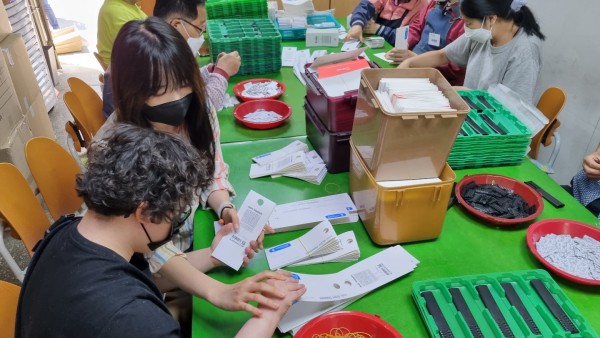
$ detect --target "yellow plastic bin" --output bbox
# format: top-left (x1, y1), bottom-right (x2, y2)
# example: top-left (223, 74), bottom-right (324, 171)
top-left (349, 140), bottom-right (456, 245)
top-left (351, 68), bottom-right (469, 181)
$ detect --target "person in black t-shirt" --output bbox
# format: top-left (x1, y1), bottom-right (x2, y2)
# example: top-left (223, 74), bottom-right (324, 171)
top-left (16, 124), bottom-right (306, 338)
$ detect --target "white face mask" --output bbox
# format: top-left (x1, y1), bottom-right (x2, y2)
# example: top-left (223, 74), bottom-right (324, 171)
top-left (464, 17), bottom-right (492, 44)
top-left (183, 24), bottom-right (205, 55)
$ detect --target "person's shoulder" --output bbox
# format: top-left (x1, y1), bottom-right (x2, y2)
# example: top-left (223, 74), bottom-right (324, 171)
top-left (515, 30), bottom-right (543, 58)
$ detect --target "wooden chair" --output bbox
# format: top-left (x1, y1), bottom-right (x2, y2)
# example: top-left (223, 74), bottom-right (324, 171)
top-left (26, 137), bottom-right (83, 221)
top-left (528, 87), bottom-right (566, 170)
top-left (66, 77), bottom-right (106, 135)
top-left (0, 163), bottom-right (51, 282)
top-left (0, 281), bottom-right (20, 338)
top-left (63, 92), bottom-right (96, 147)
top-left (65, 121), bottom-right (83, 153)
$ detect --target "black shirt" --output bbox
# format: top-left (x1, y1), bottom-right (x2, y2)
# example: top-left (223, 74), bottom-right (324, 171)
top-left (16, 217), bottom-right (181, 337)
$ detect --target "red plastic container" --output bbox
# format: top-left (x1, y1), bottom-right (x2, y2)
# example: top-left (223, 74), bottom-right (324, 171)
top-left (305, 98), bottom-right (351, 173)
top-left (527, 219), bottom-right (600, 286)
top-left (455, 174), bottom-right (543, 226)
top-left (302, 61), bottom-right (375, 133)
top-left (295, 311), bottom-right (403, 338)
top-left (233, 78), bottom-right (286, 101)
top-left (233, 99), bottom-right (292, 130)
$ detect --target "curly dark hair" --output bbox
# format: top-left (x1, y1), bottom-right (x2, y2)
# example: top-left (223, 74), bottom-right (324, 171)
top-left (76, 123), bottom-right (213, 223)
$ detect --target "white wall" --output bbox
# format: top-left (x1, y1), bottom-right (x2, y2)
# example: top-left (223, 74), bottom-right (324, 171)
top-left (528, 0), bottom-right (600, 184)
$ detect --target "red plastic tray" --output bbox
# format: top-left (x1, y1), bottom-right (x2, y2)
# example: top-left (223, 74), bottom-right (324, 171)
top-left (233, 99), bottom-right (291, 130)
top-left (295, 311), bottom-right (403, 338)
top-left (527, 219), bottom-right (600, 285)
top-left (455, 174), bottom-right (543, 226)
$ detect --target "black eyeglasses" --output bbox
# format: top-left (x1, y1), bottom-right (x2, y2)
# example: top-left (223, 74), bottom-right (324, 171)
top-left (141, 207), bottom-right (192, 251)
top-left (172, 207), bottom-right (192, 233)
top-left (180, 18), bottom-right (205, 35)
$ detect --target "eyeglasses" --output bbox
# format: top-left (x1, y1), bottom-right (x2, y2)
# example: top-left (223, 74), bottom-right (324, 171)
top-left (179, 18), bottom-right (205, 35)
top-left (172, 207), bottom-right (192, 233)
top-left (141, 207), bottom-right (192, 251)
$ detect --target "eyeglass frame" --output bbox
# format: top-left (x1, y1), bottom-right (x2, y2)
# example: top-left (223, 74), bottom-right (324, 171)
top-left (179, 18), bottom-right (206, 35)
top-left (140, 207), bottom-right (192, 251)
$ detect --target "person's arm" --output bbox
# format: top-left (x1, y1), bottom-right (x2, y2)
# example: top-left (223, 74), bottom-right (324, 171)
top-left (397, 49), bottom-right (449, 68)
top-left (158, 257), bottom-right (291, 317)
top-left (235, 278), bottom-right (306, 338)
top-left (346, 0), bottom-right (378, 41)
top-left (200, 52), bottom-right (242, 111)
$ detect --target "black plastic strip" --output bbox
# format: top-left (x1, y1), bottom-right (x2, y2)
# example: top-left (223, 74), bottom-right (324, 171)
top-left (530, 279), bottom-right (579, 334)
top-left (459, 128), bottom-right (467, 136)
top-left (461, 96), bottom-right (483, 112)
top-left (477, 95), bottom-right (495, 110)
top-left (449, 288), bottom-right (484, 338)
top-left (465, 116), bottom-right (488, 135)
top-left (524, 181), bottom-right (565, 208)
top-left (421, 291), bottom-right (455, 338)
top-left (481, 115), bottom-right (506, 135)
top-left (501, 282), bottom-right (541, 335)
top-left (476, 285), bottom-right (515, 338)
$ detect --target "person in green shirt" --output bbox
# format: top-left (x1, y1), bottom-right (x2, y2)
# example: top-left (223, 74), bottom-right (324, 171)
top-left (97, 0), bottom-right (147, 66)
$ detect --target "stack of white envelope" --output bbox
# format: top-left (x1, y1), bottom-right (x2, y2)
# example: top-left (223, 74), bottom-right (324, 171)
top-left (265, 220), bottom-right (355, 270)
top-left (249, 141), bottom-right (327, 185)
top-left (268, 193), bottom-right (358, 232)
top-left (278, 245), bottom-right (420, 334)
top-left (289, 231), bottom-right (360, 267)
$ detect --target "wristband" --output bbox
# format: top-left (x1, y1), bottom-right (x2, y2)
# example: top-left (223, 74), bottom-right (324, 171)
top-left (217, 202), bottom-right (234, 220)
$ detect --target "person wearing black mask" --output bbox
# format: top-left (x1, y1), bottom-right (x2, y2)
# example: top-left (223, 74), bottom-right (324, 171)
top-left (16, 124), bottom-right (305, 337)
top-left (94, 18), bottom-right (276, 330)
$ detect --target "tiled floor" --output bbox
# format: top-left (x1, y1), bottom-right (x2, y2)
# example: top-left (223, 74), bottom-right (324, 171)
top-left (0, 0), bottom-right (104, 285)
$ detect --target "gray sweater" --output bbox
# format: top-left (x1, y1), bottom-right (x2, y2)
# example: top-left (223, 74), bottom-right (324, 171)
top-left (444, 29), bottom-right (543, 103)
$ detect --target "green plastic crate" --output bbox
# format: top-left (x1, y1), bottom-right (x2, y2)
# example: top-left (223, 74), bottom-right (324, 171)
top-left (206, 0), bottom-right (267, 19)
top-left (206, 19), bottom-right (282, 75)
top-left (449, 90), bottom-right (532, 169)
top-left (412, 270), bottom-right (598, 338)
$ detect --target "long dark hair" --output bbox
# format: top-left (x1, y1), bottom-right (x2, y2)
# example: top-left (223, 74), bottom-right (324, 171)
top-left (460, 0), bottom-right (545, 40)
top-left (111, 17), bottom-right (215, 176)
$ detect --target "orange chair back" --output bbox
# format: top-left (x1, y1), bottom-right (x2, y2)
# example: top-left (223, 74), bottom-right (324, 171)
top-left (0, 163), bottom-right (50, 256)
top-left (63, 92), bottom-right (95, 146)
top-left (26, 137), bottom-right (83, 221)
top-left (529, 87), bottom-right (566, 159)
top-left (66, 77), bottom-right (106, 135)
top-left (0, 281), bottom-right (20, 338)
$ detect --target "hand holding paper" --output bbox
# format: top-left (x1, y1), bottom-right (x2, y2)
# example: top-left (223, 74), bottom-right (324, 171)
top-left (212, 191), bottom-right (276, 270)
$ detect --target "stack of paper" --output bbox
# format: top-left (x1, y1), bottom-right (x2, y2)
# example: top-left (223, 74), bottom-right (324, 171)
top-left (265, 220), bottom-right (342, 270)
top-left (268, 193), bottom-right (358, 232)
top-left (249, 151), bottom-right (306, 178)
top-left (376, 78), bottom-right (456, 113)
top-left (250, 141), bottom-right (327, 184)
top-left (272, 150), bottom-right (326, 184)
top-left (281, 0), bottom-right (314, 17)
top-left (289, 231), bottom-right (360, 267)
top-left (277, 16), bottom-right (307, 29)
top-left (211, 191), bottom-right (276, 271)
top-left (278, 245), bottom-right (420, 333)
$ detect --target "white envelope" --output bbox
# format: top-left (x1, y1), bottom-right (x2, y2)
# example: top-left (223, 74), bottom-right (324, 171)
top-left (211, 191), bottom-right (276, 271)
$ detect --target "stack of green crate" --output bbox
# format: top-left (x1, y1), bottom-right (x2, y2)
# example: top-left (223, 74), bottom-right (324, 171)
top-left (448, 90), bottom-right (532, 169)
top-left (206, 0), bottom-right (268, 19)
top-left (207, 19), bottom-right (282, 76)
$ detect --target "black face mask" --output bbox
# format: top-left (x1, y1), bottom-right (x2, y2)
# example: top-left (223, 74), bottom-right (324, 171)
top-left (142, 93), bottom-right (193, 127)
top-left (140, 208), bottom-right (191, 251)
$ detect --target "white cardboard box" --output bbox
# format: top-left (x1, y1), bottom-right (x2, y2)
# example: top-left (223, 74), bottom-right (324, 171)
top-left (306, 27), bottom-right (339, 47)
top-left (0, 119), bottom-right (36, 191)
